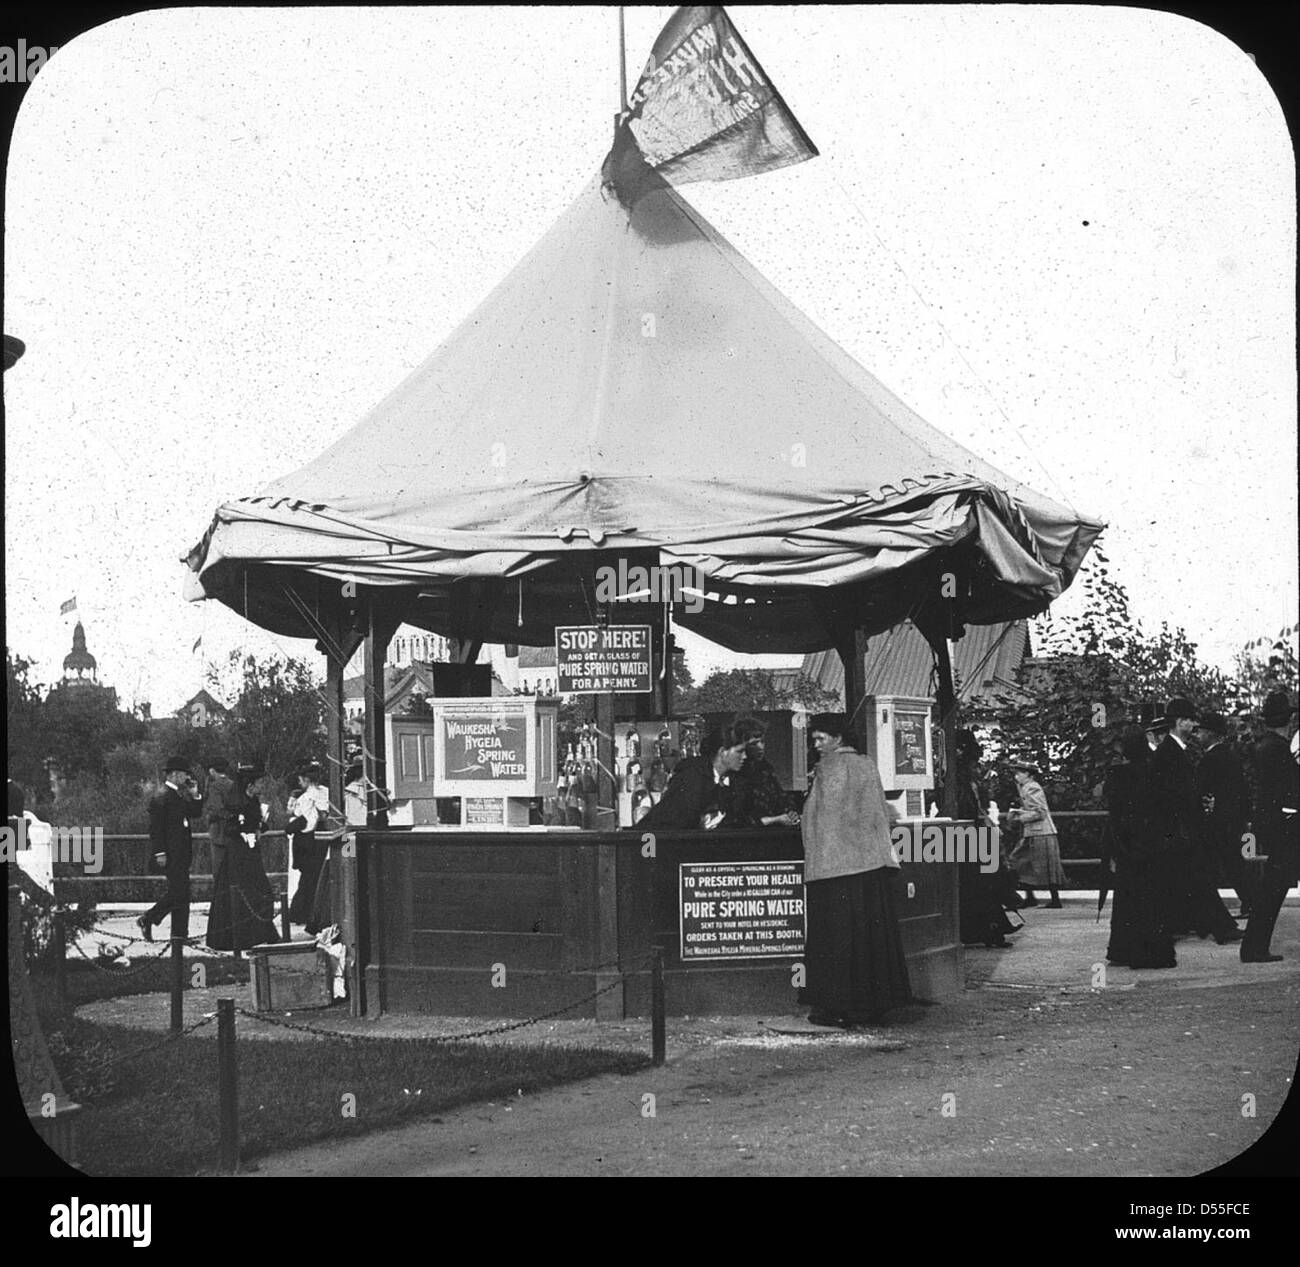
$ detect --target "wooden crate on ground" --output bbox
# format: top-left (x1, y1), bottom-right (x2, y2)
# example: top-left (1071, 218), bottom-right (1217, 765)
top-left (249, 941), bottom-right (331, 1011)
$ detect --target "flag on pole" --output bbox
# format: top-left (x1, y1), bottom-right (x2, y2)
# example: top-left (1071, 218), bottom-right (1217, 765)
top-left (603, 5), bottom-right (818, 208)
top-left (192, 635), bottom-right (203, 654)
top-left (59, 597), bottom-right (77, 616)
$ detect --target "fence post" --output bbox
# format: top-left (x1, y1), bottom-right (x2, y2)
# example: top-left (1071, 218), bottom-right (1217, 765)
top-left (53, 909), bottom-right (68, 1008)
top-left (170, 938), bottom-right (185, 1035)
top-left (651, 947), bottom-right (665, 1067)
top-left (217, 997), bottom-right (239, 1173)
top-left (280, 890), bottom-right (291, 942)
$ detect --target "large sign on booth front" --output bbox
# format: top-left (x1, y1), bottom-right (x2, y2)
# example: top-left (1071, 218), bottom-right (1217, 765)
top-left (431, 698), bottom-right (557, 800)
top-left (441, 711), bottom-right (526, 780)
top-left (679, 861), bottom-right (805, 960)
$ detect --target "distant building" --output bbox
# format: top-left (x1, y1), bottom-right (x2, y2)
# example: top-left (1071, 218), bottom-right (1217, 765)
top-left (47, 621), bottom-right (117, 707)
top-left (342, 662), bottom-right (509, 731)
top-left (178, 688), bottom-right (229, 729)
top-left (387, 630), bottom-right (451, 669)
top-left (59, 621), bottom-right (100, 690)
top-left (802, 620), bottom-right (1031, 708)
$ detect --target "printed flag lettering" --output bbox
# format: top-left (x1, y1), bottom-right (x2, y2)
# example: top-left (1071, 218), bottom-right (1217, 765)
top-left (603, 5), bottom-right (817, 207)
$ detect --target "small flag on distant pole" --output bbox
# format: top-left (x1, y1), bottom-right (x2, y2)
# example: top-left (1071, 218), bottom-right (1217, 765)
top-left (603, 4), bottom-right (818, 208)
top-left (59, 597), bottom-right (77, 616)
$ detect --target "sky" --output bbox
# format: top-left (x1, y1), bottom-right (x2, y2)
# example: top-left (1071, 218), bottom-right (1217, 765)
top-left (4, 5), bottom-right (1295, 714)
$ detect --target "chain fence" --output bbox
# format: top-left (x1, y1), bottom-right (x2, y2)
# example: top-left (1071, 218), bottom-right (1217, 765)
top-left (61, 1012), bottom-right (218, 1093)
top-left (234, 950), bottom-right (657, 1047)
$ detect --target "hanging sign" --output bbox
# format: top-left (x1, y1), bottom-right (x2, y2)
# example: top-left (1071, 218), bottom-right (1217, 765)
top-left (556, 625), bottom-right (652, 693)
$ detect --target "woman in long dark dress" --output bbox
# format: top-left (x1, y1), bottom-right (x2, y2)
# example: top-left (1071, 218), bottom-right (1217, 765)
top-left (287, 768), bottom-right (326, 927)
top-left (729, 718), bottom-right (800, 828)
top-left (1105, 728), bottom-right (1176, 968)
top-left (799, 713), bottom-right (912, 1027)
top-left (954, 732), bottom-right (1018, 948)
top-left (206, 766), bottom-right (280, 951)
top-left (307, 765), bottom-right (358, 935)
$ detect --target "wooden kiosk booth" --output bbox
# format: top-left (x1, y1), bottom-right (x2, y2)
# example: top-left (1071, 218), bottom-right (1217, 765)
top-left (184, 128), bottom-right (1101, 1020)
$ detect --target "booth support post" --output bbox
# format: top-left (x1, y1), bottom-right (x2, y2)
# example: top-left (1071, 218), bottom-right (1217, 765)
top-left (925, 627), bottom-right (960, 819)
top-left (324, 654), bottom-right (346, 828)
top-left (324, 648), bottom-right (346, 941)
top-left (357, 598), bottom-right (397, 1016)
top-left (835, 624), bottom-right (870, 733)
top-left (318, 603), bottom-right (364, 1006)
top-left (594, 591), bottom-right (622, 1019)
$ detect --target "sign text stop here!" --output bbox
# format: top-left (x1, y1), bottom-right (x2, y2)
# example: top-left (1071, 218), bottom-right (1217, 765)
top-left (555, 625), bottom-right (652, 693)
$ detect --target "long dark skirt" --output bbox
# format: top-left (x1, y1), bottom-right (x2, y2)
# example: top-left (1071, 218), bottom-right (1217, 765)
top-left (1165, 845), bottom-right (1237, 939)
top-left (288, 831), bottom-right (326, 925)
top-left (959, 860), bottom-right (1017, 945)
top-left (1107, 857), bottom-right (1176, 968)
top-left (207, 839), bottom-right (280, 951)
top-left (306, 847), bottom-right (333, 936)
top-left (800, 868), bottom-right (912, 1023)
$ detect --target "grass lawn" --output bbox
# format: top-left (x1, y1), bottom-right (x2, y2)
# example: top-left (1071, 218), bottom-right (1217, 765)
top-left (32, 964), bottom-right (650, 1177)
top-left (52, 952), bottom-right (251, 1007)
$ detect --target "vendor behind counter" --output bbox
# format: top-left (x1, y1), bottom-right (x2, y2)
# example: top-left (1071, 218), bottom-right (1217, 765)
top-left (634, 724), bottom-right (752, 831)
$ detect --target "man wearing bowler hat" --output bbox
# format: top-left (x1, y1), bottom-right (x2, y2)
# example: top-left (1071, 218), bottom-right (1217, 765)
top-left (1195, 712), bottom-right (1253, 918)
top-left (1240, 691), bottom-right (1299, 963)
top-left (138, 755), bottom-right (202, 942)
top-left (1148, 698), bottom-right (1241, 943)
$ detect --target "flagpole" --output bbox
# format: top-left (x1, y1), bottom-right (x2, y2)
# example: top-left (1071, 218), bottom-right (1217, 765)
top-left (618, 6), bottom-right (628, 110)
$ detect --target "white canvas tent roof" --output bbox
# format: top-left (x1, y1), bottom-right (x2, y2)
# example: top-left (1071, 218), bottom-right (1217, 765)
top-left (186, 173), bottom-right (1103, 651)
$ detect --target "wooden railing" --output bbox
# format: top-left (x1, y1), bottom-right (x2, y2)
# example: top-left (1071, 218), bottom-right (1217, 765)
top-left (49, 832), bottom-right (290, 903)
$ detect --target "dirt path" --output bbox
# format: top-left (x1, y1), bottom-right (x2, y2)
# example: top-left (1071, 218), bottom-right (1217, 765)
top-left (242, 906), bottom-right (1298, 1177)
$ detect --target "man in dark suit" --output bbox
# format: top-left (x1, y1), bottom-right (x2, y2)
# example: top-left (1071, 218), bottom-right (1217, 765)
top-left (1241, 692), bottom-right (1299, 963)
top-left (1196, 712), bottom-right (1253, 917)
top-left (636, 727), bottom-right (747, 830)
top-left (1148, 698), bottom-right (1241, 943)
top-left (138, 756), bottom-right (202, 942)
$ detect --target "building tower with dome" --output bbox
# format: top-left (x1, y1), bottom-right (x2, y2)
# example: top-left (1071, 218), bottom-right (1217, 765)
top-left (60, 621), bottom-right (101, 689)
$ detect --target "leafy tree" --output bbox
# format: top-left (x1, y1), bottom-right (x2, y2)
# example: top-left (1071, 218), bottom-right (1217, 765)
top-left (974, 548), bottom-right (1237, 808)
top-left (671, 653), bottom-right (696, 713)
top-left (7, 649), bottom-right (50, 792)
top-left (206, 651), bottom-right (325, 782)
top-left (690, 667), bottom-right (839, 715)
top-left (1229, 623), bottom-right (1298, 715)
top-left (40, 681), bottom-right (147, 782)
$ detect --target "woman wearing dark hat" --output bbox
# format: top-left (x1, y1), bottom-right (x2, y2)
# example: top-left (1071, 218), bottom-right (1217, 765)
top-left (799, 713), bottom-right (912, 1027)
top-left (286, 767), bottom-right (326, 927)
top-left (206, 765), bottom-right (280, 951)
top-left (729, 717), bottom-right (801, 829)
top-left (954, 731), bottom-right (1018, 947)
top-left (1104, 728), bottom-right (1176, 968)
top-left (1006, 761), bottom-right (1066, 907)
